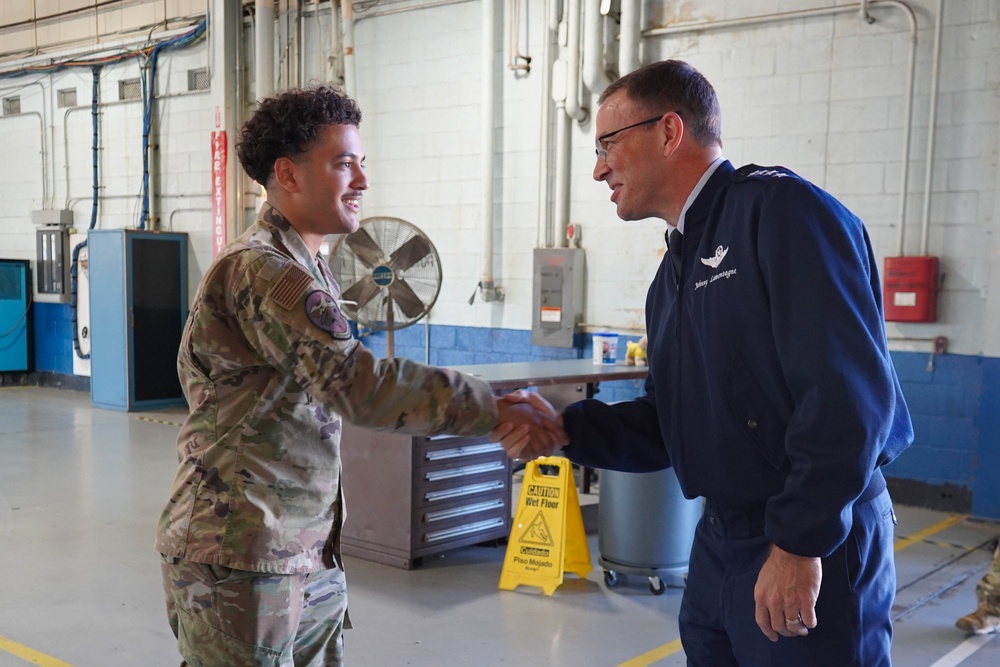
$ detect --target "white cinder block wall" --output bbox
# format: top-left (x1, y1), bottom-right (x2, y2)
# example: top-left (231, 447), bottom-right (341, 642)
top-left (349, 0), bottom-right (1000, 355)
top-left (1, 0), bottom-right (998, 355)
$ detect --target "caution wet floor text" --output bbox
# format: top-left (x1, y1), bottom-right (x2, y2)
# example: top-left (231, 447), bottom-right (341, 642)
top-left (498, 456), bottom-right (591, 595)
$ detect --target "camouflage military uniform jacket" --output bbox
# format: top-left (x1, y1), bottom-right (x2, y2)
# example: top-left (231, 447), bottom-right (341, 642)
top-left (155, 202), bottom-right (498, 574)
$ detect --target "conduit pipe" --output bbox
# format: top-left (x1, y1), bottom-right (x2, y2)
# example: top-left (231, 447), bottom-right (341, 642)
top-left (536, 0), bottom-right (559, 248)
top-left (3, 80), bottom-right (50, 207)
top-left (552, 0), bottom-right (587, 248)
top-left (920, 0), bottom-right (944, 257)
top-left (61, 92), bottom-right (208, 209)
top-left (563, 0), bottom-right (587, 124)
top-left (0, 23), bottom-right (202, 74)
top-left (339, 0), bottom-right (356, 95)
top-left (553, 96), bottom-right (571, 248)
top-left (618, 0), bottom-right (642, 75)
top-left (328, 1), bottom-right (342, 84)
top-left (643, 1), bottom-right (918, 258)
top-left (255, 0), bottom-right (275, 99)
top-left (0, 111), bottom-right (48, 207)
top-left (478, 0), bottom-right (502, 300)
top-left (582, 0), bottom-right (611, 96)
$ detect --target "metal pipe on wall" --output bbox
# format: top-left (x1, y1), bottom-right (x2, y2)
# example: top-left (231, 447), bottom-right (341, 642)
top-left (920, 0), bottom-right (945, 257)
top-left (553, 0), bottom-right (584, 249)
top-left (562, 0), bottom-right (587, 124)
top-left (255, 0), bottom-right (275, 99)
top-left (582, 0), bottom-right (611, 96)
top-left (893, 3), bottom-right (917, 256)
top-left (328, 0), bottom-right (343, 84)
top-left (0, 111), bottom-right (47, 207)
top-left (339, 0), bottom-right (355, 95)
top-left (553, 98), bottom-right (571, 248)
top-left (618, 0), bottom-right (641, 75)
top-left (644, 1), bottom-right (920, 256)
top-left (12, 81), bottom-right (50, 208)
top-left (536, 0), bottom-right (559, 249)
top-left (478, 0), bottom-right (502, 300)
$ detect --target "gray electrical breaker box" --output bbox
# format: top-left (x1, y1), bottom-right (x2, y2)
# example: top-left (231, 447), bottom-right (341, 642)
top-left (532, 248), bottom-right (585, 348)
top-left (32, 209), bottom-right (74, 304)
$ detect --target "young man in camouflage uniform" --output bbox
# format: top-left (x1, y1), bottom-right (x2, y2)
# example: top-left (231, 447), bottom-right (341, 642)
top-left (956, 541), bottom-right (1000, 635)
top-left (155, 85), bottom-right (560, 666)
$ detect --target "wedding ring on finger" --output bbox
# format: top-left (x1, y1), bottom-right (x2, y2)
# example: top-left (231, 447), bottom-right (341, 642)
top-left (785, 615), bottom-right (802, 625)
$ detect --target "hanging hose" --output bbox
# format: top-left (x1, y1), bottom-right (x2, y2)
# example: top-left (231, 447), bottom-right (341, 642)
top-left (139, 18), bottom-right (207, 229)
top-left (70, 65), bottom-right (102, 361)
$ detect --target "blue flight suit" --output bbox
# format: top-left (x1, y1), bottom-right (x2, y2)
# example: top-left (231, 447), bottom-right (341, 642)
top-left (562, 161), bottom-right (913, 666)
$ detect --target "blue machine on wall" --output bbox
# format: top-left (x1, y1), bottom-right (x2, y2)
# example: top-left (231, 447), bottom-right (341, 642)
top-left (0, 259), bottom-right (32, 372)
top-left (88, 230), bottom-right (188, 411)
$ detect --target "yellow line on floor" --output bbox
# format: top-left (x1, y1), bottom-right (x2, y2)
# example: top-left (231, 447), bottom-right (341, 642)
top-left (895, 514), bottom-right (968, 553)
top-left (0, 635), bottom-right (74, 667)
top-left (928, 633), bottom-right (996, 666)
top-left (615, 638), bottom-right (684, 667)
top-left (134, 415), bottom-right (184, 427)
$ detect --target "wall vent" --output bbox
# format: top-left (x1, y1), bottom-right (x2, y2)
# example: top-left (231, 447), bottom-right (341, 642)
top-left (118, 78), bottom-right (142, 101)
top-left (3, 96), bottom-right (21, 115)
top-left (187, 67), bottom-right (209, 91)
top-left (57, 88), bottom-right (78, 108)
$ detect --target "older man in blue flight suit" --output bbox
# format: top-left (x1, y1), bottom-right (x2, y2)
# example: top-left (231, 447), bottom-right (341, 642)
top-left (493, 60), bottom-right (913, 666)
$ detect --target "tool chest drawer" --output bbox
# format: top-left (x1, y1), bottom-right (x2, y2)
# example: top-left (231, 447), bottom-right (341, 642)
top-left (340, 422), bottom-right (511, 569)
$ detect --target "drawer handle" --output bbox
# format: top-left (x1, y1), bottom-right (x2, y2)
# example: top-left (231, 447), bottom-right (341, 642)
top-left (424, 480), bottom-right (505, 503)
top-left (425, 443), bottom-right (504, 461)
top-left (424, 499), bottom-right (504, 523)
top-left (424, 518), bottom-right (505, 543)
top-left (424, 461), bottom-right (505, 482)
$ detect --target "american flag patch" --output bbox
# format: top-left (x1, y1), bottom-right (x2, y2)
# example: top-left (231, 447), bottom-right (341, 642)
top-left (269, 264), bottom-right (313, 310)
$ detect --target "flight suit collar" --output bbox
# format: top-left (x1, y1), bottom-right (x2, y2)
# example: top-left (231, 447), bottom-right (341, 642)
top-left (683, 159), bottom-right (735, 236)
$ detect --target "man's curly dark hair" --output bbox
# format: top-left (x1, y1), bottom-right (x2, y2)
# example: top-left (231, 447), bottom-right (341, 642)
top-left (236, 84), bottom-right (363, 187)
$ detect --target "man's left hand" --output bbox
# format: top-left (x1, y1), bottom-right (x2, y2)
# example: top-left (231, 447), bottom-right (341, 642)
top-left (753, 543), bottom-right (821, 641)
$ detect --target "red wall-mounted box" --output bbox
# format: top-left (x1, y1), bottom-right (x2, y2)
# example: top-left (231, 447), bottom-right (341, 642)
top-left (883, 256), bottom-right (939, 322)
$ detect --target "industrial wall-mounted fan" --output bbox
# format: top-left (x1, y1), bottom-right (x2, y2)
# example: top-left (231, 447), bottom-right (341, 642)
top-left (329, 216), bottom-right (442, 357)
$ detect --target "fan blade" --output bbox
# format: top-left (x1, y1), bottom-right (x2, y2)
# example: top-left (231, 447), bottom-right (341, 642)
top-left (388, 278), bottom-right (427, 320)
top-left (388, 234), bottom-right (433, 272)
top-left (341, 275), bottom-right (382, 310)
top-left (345, 228), bottom-right (384, 268)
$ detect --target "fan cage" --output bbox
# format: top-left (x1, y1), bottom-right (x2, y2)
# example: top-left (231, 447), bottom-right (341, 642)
top-left (329, 217), bottom-right (442, 332)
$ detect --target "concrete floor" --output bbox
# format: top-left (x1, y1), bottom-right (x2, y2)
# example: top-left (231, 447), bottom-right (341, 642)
top-left (1, 385), bottom-right (998, 666)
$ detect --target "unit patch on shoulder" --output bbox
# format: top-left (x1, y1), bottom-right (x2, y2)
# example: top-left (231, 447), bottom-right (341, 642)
top-left (305, 290), bottom-right (351, 338)
top-left (269, 264), bottom-right (314, 310)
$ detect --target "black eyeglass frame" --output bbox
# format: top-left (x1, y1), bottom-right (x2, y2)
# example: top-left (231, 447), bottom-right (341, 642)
top-left (594, 111), bottom-right (679, 160)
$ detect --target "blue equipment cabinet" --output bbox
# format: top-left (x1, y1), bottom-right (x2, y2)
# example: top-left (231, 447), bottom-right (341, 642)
top-left (0, 259), bottom-right (32, 372)
top-left (88, 230), bottom-right (188, 411)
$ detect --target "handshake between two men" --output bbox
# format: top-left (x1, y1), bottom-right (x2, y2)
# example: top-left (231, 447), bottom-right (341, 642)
top-left (491, 390), bottom-right (567, 460)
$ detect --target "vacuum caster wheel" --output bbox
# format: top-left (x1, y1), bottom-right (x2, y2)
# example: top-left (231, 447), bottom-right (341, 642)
top-left (603, 570), bottom-right (620, 588)
top-left (649, 577), bottom-right (666, 595)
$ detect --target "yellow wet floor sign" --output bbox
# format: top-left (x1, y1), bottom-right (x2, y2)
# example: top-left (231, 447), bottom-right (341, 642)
top-left (499, 456), bottom-right (591, 595)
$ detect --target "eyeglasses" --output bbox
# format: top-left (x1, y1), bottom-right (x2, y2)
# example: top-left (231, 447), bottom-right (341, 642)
top-left (595, 112), bottom-right (676, 161)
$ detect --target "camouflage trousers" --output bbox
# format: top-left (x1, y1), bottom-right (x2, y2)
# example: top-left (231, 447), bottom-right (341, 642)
top-left (976, 541), bottom-right (1000, 606)
top-left (161, 555), bottom-right (350, 666)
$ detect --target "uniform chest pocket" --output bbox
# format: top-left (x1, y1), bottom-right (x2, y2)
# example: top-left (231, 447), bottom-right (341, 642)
top-left (724, 353), bottom-right (788, 470)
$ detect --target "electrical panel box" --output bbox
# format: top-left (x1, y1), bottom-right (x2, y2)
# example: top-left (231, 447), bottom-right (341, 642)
top-left (884, 256), bottom-right (939, 323)
top-left (32, 209), bottom-right (73, 304)
top-left (532, 248), bottom-right (585, 348)
top-left (0, 259), bottom-right (32, 372)
top-left (88, 229), bottom-right (188, 411)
